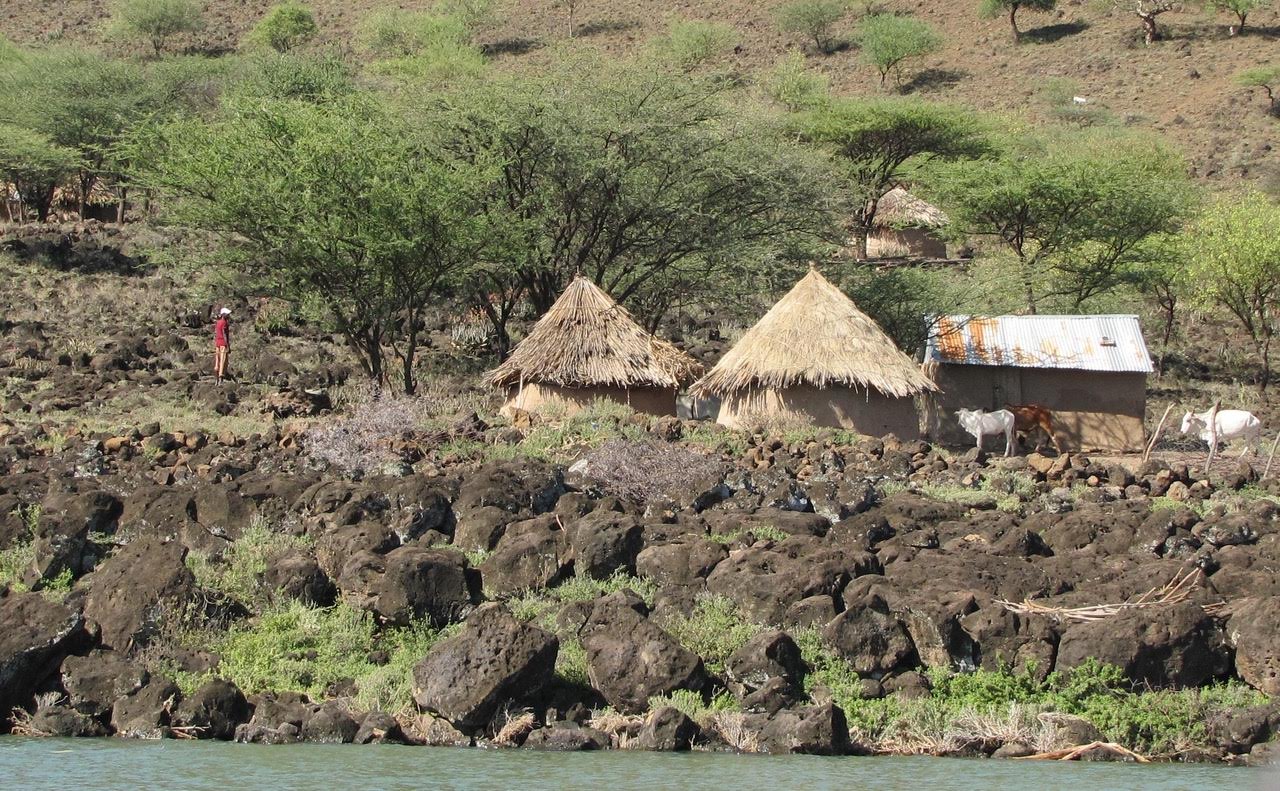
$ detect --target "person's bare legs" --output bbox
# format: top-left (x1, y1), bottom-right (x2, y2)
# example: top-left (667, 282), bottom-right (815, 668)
top-left (215, 347), bottom-right (227, 382)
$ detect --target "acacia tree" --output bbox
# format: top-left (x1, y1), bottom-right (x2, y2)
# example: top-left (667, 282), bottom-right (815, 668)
top-left (855, 14), bottom-right (942, 89)
top-left (107, 0), bottom-right (204, 57)
top-left (924, 130), bottom-right (1196, 313)
top-left (0, 125), bottom-right (80, 222)
top-left (1189, 192), bottom-right (1280, 390)
top-left (431, 60), bottom-right (836, 354)
top-left (978, 0), bottom-right (1056, 42)
top-left (776, 0), bottom-right (852, 54)
top-left (790, 98), bottom-right (987, 260)
top-left (1238, 66), bottom-right (1280, 116)
top-left (140, 96), bottom-right (492, 393)
top-left (0, 50), bottom-right (154, 220)
top-left (1114, 0), bottom-right (1182, 45)
top-left (1205, 0), bottom-right (1270, 35)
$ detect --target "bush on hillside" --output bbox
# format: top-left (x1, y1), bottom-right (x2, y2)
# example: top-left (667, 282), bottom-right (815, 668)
top-left (246, 2), bottom-right (319, 53)
top-left (775, 0), bottom-right (852, 54)
top-left (107, 0), bottom-right (204, 57)
top-left (855, 13), bottom-right (943, 89)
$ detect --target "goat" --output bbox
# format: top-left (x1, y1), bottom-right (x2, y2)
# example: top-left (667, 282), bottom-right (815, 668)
top-left (1181, 408), bottom-right (1262, 458)
top-left (1005, 403), bottom-right (1064, 454)
top-left (956, 408), bottom-right (1016, 457)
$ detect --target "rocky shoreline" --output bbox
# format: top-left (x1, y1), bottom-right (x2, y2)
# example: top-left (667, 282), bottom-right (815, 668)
top-left (1, 232), bottom-right (1279, 765)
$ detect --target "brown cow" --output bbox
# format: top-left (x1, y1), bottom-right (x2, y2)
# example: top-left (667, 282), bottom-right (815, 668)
top-left (1004, 403), bottom-right (1064, 454)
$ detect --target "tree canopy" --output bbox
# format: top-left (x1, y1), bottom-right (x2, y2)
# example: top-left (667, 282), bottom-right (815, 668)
top-left (246, 3), bottom-right (319, 53)
top-left (924, 129), bottom-right (1197, 313)
top-left (855, 13), bottom-right (943, 88)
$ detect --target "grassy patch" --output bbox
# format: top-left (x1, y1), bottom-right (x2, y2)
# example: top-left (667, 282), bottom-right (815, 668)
top-left (917, 471), bottom-right (1039, 514)
top-left (660, 595), bottom-right (767, 674)
top-left (791, 630), bottom-right (1269, 756)
top-left (707, 525), bottom-right (790, 545)
top-left (185, 518), bottom-right (312, 609)
top-left (69, 390), bottom-right (273, 439)
top-left (647, 688), bottom-right (741, 726)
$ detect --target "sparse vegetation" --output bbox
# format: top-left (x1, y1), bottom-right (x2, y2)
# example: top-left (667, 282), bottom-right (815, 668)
top-left (652, 20), bottom-right (736, 71)
top-left (1237, 65), bottom-right (1280, 116)
top-left (107, 0), bottom-right (204, 57)
top-left (246, 3), bottom-right (319, 53)
top-left (978, 0), bottom-right (1057, 42)
top-left (775, 0), bottom-right (852, 54)
top-left (186, 518), bottom-right (312, 609)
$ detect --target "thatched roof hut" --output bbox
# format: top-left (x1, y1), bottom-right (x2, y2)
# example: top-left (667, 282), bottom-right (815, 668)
top-left (868, 187), bottom-right (949, 259)
top-left (692, 267), bottom-right (934, 435)
top-left (486, 276), bottom-right (701, 417)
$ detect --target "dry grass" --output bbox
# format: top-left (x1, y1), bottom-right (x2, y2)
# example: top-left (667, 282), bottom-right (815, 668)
top-left (707, 711), bottom-right (762, 753)
top-left (875, 186), bottom-right (948, 230)
top-left (486, 276), bottom-right (700, 390)
top-left (492, 708), bottom-right (536, 746)
top-left (588, 709), bottom-right (643, 749)
top-left (692, 267), bottom-right (937, 398)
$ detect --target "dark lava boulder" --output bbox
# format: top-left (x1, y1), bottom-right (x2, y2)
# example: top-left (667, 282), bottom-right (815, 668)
top-left (822, 606), bottom-right (917, 677)
top-left (522, 721), bottom-right (610, 750)
top-left (705, 541), bottom-right (868, 625)
top-left (172, 678), bottom-right (250, 740)
top-left (301, 700), bottom-right (360, 743)
top-left (354, 711), bottom-right (408, 745)
top-left (1230, 597), bottom-right (1280, 695)
top-left (34, 487), bottom-right (122, 580)
top-left (28, 704), bottom-right (108, 737)
top-left (757, 702), bottom-right (855, 755)
top-left (0, 591), bottom-right (93, 726)
top-left (111, 676), bottom-right (182, 739)
top-left (566, 510), bottom-right (644, 579)
top-left (479, 516), bottom-right (570, 596)
top-left (370, 546), bottom-right (477, 627)
top-left (262, 552), bottom-right (336, 606)
top-left (581, 591), bottom-right (710, 714)
top-left (635, 706), bottom-right (700, 751)
top-left (724, 630), bottom-right (805, 697)
top-left (412, 603), bottom-right (558, 735)
top-left (82, 536), bottom-right (195, 652)
top-left (635, 538), bottom-right (726, 588)
top-left (1056, 601), bottom-right (1229, 688)
top-left (60, 650), bottom-right (149, 719)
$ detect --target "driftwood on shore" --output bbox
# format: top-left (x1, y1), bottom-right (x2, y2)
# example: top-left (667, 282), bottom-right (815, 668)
top-left (1018, 741), bottom-right (1151, 762)
top-left (995, 568), bottom-right (1222, 623)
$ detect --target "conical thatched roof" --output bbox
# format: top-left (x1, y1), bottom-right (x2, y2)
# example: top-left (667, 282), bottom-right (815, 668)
top-left (486, 277), bottom-right (702, 390)
top-left (692, 268), bottom-right (937, 398)
top-left (875, 187), bottom-right (948, 230)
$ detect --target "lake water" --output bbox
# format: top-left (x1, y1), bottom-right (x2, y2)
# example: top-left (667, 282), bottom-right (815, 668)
top-left (1, 737), bottom-right (1272, 791)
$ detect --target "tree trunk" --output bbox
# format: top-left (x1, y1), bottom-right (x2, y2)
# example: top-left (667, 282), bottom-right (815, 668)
top-left (851, 227), bottom-right (869, 261)
top-left (1010, 6), bottom-right (1021, 43)
top-left (1139, 12), bottom-right (1159, 45)
top-left (116, 186), bottom-right (127, 225)
top-left (1233, 11), bottom-right (1247, 36)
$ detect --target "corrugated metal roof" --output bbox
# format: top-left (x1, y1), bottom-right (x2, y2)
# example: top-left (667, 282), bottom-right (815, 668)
top-left (924, 315), bottom-right (1154, 373)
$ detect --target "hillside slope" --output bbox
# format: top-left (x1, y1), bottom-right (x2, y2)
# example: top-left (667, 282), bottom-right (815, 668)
top-left (3, 1), bottom-right (1279, 186)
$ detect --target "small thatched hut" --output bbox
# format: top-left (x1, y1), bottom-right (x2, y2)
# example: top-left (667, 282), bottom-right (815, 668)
top-left (486, 276), bottom-right (701, 417)
top-left (691, 268), bottom-right (936, 436)
top-left (867, 187), bottom-right (949, 259)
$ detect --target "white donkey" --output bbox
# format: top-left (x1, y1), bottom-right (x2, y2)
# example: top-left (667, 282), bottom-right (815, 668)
top-left (956, 408), bottom-right (1016, 457)
top-left (1181, 408), bottom-right (1262, 457)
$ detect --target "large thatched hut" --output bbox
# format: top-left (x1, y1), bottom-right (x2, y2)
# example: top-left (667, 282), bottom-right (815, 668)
top-left (691, 268), bottom-right (936, 435)
top-left (867, 187), bottom-right (949, 259)
top-left (486, 276), bottom-right (701, 417)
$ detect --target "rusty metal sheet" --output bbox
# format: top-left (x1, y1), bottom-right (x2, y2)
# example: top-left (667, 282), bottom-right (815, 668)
top-left (924, 315), bottom-right (1153, 373)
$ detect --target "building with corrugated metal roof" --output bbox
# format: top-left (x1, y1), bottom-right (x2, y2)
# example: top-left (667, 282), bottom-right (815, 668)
top-left (922, 315), bottom-right (1154, 452)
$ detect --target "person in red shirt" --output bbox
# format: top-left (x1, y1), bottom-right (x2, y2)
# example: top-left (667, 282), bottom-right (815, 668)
top-left (213, 307), bottom-right (231, 383)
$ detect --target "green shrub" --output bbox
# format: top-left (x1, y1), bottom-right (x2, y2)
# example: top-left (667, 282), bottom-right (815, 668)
top-left (354, 621), bottom-right (456, 715)
top-left (763, 52), bottom-right (831, 111)
top-left (246, 2), bottom-right (319, 53)
top-left (107, 0), bottom-right (204, 57)
top-left (0, 538), bottom-right (35, 591)
top-left (212, 601), bottom-right (378, 697)
top-left (653, 20), bottom-right (736, 71)
top-left (648, 688), bottom-right (740, 724)
top-left (775, 0), bottom-right (852, 54)
top-left (555, 637), bottom-right (590, 687)
top-left (357, 8), bottom-right (485, 83)
top-left (661, 595), bottom-right (766, 673)
top-left (185, 519), bottom-right (312, 609)
top-left (855, 13), bottom-right (942, 89)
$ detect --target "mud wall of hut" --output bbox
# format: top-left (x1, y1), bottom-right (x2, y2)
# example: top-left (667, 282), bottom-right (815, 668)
top-left (714, 384), bottom-right (921, 438)
top-left (502, 382), bottom-right (678, 417)
top-left (925, 366), bottom-right (1146, 452)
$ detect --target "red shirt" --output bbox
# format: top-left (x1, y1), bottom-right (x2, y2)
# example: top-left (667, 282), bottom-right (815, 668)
top-left (214, 317), bottom-right (229, 348)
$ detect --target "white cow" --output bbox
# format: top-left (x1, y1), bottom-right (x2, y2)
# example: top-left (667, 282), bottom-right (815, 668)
top-left (956, 408), bottom-right (1016, 457)
top-left (1180, 408), bottom-right (1263, 457)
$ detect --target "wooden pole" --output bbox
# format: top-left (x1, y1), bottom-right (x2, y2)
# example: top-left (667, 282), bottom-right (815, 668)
top-left (1203, 400), bottom-right (1220, 477)
top-left (1262, 432), bottom-right (1280, 482)
top-left (1143, 403), bottom-right (1174, 464)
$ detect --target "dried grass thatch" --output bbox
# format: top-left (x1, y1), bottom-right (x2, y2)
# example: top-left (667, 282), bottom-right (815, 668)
top-left (486, 277), bottom-right (701, 390)
top-left (875, 187), bottom-right (948, 230)
top-left (692, 268), bottom-right (937, 398)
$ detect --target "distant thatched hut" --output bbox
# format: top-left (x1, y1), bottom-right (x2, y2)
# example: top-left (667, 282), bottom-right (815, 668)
top-left (485, 276), bottom-right (702, 417)
top-left (867, 187), bottom-right (949, 259)
top-left (691, 268), bottom-right (936, 436)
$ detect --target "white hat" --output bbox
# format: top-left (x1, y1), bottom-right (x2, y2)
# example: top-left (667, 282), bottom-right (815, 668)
top-left (219, 307), bottom-right (231, 315)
